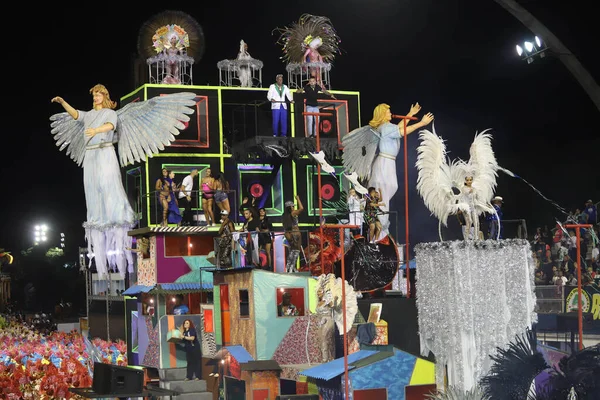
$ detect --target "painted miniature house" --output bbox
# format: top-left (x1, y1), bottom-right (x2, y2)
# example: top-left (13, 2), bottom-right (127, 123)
top-left (300, 348), bottom-right (436, 400)
top-left (212, 268), bottom-right (317, 359)
top-left (122, 229), bottom-right (216, 369)
top-left (240, 360), bottom-right (282, 400)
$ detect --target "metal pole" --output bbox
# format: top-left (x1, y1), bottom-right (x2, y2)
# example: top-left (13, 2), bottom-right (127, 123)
top-left (393, 114), bottom-right (417, 297)
top-left (565, 223), bottom-right (592, 350)
top-left (303, 111), bottom-right (333, 270)
top-left (323, 224), bottom-right (358, 400)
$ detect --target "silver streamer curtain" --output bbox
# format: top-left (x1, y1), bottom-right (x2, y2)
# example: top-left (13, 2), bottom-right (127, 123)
top-left (414, 239), bottom-right (537, 392)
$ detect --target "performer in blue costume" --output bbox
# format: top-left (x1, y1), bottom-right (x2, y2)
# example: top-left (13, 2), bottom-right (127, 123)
top-left (487, 196), bottom-right (504, 239)
top-left (51, 84), bottom-right (196, 278)
top-left (342, 103), bottom-right (434, 240)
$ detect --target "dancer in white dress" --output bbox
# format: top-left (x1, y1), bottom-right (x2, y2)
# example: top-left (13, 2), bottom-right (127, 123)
top-left (50, 84), bottom-right (196, 278)
top-left (237, 40), bottom-right (252, 87)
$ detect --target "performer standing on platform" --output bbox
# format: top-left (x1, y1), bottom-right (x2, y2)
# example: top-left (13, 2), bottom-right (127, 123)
top-left (179, 168), bottom-right (199, 226)
top-left (347, 187), bottom-right (365, 235)
top-left (283, 195), bottom-right (304, 272)
top-left (237, 39), bottom-right (253, 87)
top-left (50, 84), bottom-right (195, 278)
top-left (267, 74), bottom-right (294, 137)
top-left (181, 319), bottom-right (202, 381)
top-left (296, 76), bottom-right (336, 138)
top-left (342, 103), bottom-right (434, 240)
top-left (488, 196), bottom-right (504, 239)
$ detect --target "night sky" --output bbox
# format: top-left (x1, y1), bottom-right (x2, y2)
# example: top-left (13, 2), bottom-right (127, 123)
top-left (3, 1), bottom-right (599, 254)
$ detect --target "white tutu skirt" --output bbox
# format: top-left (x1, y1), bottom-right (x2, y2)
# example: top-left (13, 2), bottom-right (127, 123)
top-left (83, 146), bottom-right (135, 278)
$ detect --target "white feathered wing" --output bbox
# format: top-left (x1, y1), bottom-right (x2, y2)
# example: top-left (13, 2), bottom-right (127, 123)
top-left (466, 129), bottom-right (499, 215)
top-left (116, 92), bottom-right (197, 166)
top-left (49, 113), bottom-right (86, 166)
top-left (416, 127), bottom-right (467, 226)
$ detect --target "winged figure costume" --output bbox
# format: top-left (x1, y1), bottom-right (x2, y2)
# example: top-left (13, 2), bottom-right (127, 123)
top-left (341, 120), bottom-right (403, 240)
top-left (415, 127), bottom-right (501, 240)
top-left (50, 85), bottom-right (197, 278)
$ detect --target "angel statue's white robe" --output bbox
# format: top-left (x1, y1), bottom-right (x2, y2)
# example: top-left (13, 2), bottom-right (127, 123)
top-left (368, 122), bottom-right (402, 239)
top-left (78, 108), bottom-right (135, 279)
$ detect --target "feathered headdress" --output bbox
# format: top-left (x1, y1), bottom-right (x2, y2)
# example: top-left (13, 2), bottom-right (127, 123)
top-left (137, 10), bottom-right (205, 61)
top-left (273, 14), bottom-right (342, 64)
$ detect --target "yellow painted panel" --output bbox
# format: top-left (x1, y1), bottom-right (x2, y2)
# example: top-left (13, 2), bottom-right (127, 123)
top-left (409, 357), bottom-right (436, 385)
top-left (308, 380), bottom-right (319, 394)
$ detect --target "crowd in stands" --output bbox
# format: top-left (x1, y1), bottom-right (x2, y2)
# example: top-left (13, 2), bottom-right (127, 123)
top-left (532, 199), bottom-right (599, 287)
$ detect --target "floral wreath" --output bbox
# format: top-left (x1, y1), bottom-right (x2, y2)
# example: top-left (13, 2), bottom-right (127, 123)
top-left (152, 24), bottom-right (190, 53)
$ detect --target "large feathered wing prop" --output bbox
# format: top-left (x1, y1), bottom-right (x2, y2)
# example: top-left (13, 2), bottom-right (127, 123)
top-left (341, 125), bottom-right (380, 181)
top-left (49, 112), bottom-right (86, 166)
top-left (416, 128), bottom-right (464, 226)
top-left (115, 92), bottom-right (197, 166)
top-left (468, 129), bottom-right (499, 208)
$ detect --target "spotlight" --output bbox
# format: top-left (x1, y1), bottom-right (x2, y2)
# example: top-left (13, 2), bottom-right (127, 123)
top-left (516, 44), bottom-right (523, 56)
top-left (524, 41), bottom-right (534, 53)
top-left (535, 36), bottom-right (542, 47)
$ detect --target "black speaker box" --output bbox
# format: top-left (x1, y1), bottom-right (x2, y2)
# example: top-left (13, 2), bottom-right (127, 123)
top-left (276, 396), bottom-right (319, 400)
top-left (92, 362), bottom-right (144, 395)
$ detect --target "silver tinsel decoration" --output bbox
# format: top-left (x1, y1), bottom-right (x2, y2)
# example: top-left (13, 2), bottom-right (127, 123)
top-left (415, 239), bottom-right (537, 392)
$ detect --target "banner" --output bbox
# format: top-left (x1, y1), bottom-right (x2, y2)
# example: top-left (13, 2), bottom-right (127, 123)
top-left (563, 285), bottom-right (600, 321)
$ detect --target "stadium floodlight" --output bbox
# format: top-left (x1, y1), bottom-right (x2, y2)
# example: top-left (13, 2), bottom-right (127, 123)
top-left (516, 44), bottom-right (523, 56)
top-left (535, 36), bottom-right (542, 47)
top-left (524, 41), bottom-right (534, 53)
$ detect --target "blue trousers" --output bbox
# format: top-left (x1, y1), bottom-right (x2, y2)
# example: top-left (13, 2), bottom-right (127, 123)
top-left (272, 108), bottom-right (287, 136)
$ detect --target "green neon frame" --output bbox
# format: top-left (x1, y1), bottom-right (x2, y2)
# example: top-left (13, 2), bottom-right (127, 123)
top-left (305, 165), bottom-right (345, 217)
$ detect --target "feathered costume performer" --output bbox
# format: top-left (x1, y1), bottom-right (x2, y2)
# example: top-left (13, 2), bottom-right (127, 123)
top-left (415, 127), bottom-right (501, 241)
top-left (50, 84), bottom-right (196, 279)
top-left (274, 13), bottom-right (341, 85)
top-left (137, 10), bottom-right (205, 85)
top-left (316, 273), bottom-right (358, 335)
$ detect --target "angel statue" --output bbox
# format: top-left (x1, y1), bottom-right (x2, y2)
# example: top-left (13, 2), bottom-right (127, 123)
top-left (50, 84), bottom-right (196, 279)
top-left (342, 103), bottom-right (434, 242)
top-left (415, 127), bottom-right (501, 241)
top-left (274, 14), bottom-right (341, 87)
